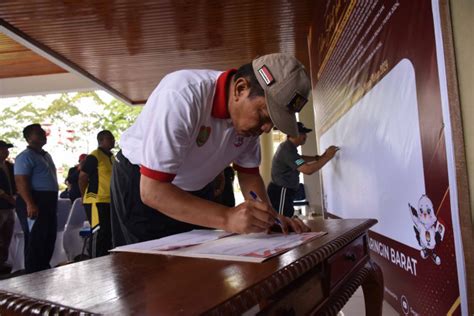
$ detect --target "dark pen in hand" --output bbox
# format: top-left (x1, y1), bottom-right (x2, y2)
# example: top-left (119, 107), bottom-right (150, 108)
top-left (249, 191), bottom-right (282, 226)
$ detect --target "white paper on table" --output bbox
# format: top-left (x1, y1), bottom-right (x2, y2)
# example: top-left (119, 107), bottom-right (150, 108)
top-left (111, 230), bottom-right (327, 263)
top-left (111, 230), bottom-right (234, 251)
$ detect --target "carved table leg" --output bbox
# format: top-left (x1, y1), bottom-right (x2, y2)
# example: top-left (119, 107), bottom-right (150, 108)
top-left (361, 260), bottom-right (384, 316)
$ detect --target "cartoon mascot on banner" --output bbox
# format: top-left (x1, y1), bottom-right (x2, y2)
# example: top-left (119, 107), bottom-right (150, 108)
top-left (409, 194), bottom-right (445, 265)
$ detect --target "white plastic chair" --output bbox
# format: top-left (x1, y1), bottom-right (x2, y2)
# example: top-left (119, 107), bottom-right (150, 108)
top-left (63, 198), bottom-right (87, 262)
top-left (49, 198), bottom-right (72, 267)
top-left (7, 210), bottom-right (24, 273)
top-left (56, 198), bottom-right (72, 232)
top-left (7, 200), bottom-right (71, 271)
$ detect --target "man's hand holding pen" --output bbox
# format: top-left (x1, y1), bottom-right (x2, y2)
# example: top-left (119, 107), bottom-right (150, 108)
top-left (250, 191), bottom-right (310, 234)
top-left (270, 215), bottom-right (311, 234)
top-left (324, 145), bottom-right (339, 159)
top-left (225, 198), bottom-right (277, 234)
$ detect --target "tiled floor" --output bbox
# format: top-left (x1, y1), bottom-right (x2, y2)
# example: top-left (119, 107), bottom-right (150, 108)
top-left (341, 287), bottom-right (399, 316)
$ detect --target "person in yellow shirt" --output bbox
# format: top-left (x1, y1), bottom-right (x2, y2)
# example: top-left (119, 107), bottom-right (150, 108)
top-left (79, 130), bottom-right (115, 257)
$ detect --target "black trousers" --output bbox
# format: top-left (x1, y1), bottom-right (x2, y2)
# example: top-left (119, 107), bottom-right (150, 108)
top-left (0, 208), bottom-right (14, 265)
top-left (267, 182), bottom-right (296, 218)
top-left (110, 150), bottom-right (213, 247)
top-left (83, 203), bottom-right (112, 258)
top-left (16, 191), bottom-right (57, 273)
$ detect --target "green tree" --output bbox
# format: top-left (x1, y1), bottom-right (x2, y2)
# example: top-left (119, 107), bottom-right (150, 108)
top-left (71, 91), bottom-right (142, 139)
top-left (0, 91), bottom-right (142, 151)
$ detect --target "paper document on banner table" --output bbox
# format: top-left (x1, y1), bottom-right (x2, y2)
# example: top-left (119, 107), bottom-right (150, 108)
top-left (112, 229), bottom-right (234, 251)
top-left (111, 230), bottom-right (327, 263)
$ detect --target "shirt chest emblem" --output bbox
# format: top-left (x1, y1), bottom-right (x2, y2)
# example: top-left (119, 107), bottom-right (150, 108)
top-left (196, 126), bottom-right (211, 147)
top-left (233, 135), bottom-right (244, 147)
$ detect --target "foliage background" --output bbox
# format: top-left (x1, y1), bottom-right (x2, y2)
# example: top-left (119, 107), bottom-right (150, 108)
top-left (0, 91), bottom-right (142, 186)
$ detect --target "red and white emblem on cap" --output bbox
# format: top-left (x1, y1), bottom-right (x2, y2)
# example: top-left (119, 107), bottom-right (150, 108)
top-left (258, 65), bottom-right (275, 86)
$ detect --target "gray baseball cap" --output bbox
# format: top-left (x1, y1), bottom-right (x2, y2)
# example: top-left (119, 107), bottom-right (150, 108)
top-left (252, 53), bottom-right (311, 136)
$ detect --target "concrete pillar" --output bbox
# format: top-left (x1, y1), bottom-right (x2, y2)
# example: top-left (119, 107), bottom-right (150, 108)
top-left (259, 132), bottom-right (273, 186)
top-left (450, 0), bottom-right (474, 225)
top-left (299, 95), bottom-right (324, 214)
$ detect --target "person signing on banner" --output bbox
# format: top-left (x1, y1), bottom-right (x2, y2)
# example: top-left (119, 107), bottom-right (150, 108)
top-left (111, 53), bottom-right (312, 247)
top-left (268, 122), bottom-right (339, 218)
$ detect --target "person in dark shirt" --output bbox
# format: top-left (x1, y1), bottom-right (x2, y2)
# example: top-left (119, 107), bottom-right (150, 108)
top-left (65, 153), bottom-right (87, 203)
top-left (213, 166), bottom-right (236, 207)
top-left (79, 131), bottom-right (115, 257)
top-left (268, 122), bottom-right (338, 218)
top-left (0, 140), bottom-right (16, 274)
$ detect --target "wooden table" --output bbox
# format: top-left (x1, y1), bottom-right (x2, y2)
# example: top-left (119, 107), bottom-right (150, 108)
top-left (0, 218), bottom-right (383, 315)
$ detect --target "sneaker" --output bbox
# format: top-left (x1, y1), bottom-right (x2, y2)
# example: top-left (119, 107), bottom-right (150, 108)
top-left (0, 263), bottom-right (12, 275)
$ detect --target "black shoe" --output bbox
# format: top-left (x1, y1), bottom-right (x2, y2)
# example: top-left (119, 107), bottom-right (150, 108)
top-left (0, 263), bottom-right (12, 275)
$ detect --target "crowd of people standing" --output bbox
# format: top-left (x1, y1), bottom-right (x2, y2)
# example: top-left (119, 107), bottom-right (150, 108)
top-left (0, 125), bottom-right (117, 274)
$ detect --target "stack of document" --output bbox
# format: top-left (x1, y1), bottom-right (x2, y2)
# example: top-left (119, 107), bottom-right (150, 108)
top-left (111, 230), bottom-right (326, 263)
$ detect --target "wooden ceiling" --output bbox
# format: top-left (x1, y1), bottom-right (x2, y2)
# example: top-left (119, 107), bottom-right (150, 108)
top-left (0, 32), bottom-right (66, 79)
top-left (0, 0), bottom-right (315, 104)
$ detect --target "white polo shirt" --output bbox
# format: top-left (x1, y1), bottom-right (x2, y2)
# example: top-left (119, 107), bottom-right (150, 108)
top-left (120, 69), bottom-right (261, 191)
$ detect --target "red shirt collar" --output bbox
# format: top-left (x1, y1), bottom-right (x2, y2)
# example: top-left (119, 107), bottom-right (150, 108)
top-left (211, 69), bottom-right (236, 119)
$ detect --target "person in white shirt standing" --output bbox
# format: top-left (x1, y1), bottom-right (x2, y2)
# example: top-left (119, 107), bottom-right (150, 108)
top-left (111, 53), bottom-right (312, 246)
